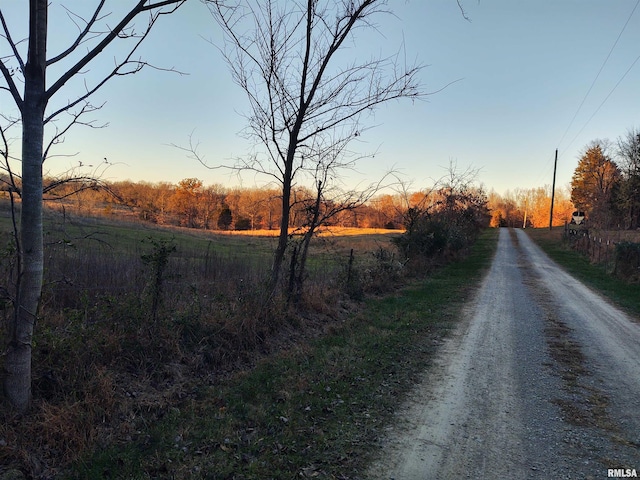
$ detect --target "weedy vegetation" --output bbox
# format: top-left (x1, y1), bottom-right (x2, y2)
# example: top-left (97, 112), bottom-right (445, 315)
top-left (0, 199), bottom-right (496, 478)
top-left (69, 228), bottom-right (498, 480)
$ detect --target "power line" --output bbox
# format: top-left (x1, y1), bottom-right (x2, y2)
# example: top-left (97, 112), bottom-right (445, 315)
top-left (560, 51), bottom-right (640, 159)
top-left (556, 0), bottom-right (640, 151)
top-left (532, 151), bottom-right (558, 189)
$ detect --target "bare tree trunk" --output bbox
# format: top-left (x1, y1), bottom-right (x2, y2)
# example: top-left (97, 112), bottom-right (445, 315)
top-left (272, 199), bottom-right (289, 285)
top-left (293, 181), bottom-right (322, 301)
top-left (4, 0), bottom-right (47, 412)
top-left (271, 138), bottom-right (297, 285)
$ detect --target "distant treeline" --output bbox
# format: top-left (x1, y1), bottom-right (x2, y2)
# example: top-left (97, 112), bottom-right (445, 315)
top-left (486, 186), bottom-right (575, 229)
top-left (0, 175), bottom-right (583, 231)
top-left (7, 177), bottom-right (414, 230)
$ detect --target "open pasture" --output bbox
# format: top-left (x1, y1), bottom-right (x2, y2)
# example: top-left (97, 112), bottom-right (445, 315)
top-left (0, 205), bottom-right (403, 313)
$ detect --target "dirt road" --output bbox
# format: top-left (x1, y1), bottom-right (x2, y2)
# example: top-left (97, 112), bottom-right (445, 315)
top-left (368, 228), bottom-right (640, 479)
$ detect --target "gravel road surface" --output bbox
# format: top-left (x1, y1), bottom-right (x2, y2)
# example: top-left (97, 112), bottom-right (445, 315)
top-left (368, 228), bottom-right (640, 479)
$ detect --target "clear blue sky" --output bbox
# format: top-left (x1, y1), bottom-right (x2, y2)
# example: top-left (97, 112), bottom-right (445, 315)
top-left (2, 1), bottom-right (640, 195)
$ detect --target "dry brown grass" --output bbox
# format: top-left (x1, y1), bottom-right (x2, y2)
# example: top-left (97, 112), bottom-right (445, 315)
top-left (214, 226), bottom-right (404, 237)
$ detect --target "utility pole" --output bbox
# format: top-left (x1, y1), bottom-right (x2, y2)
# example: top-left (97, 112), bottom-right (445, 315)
top-left (549, 148), bottom-right (558, 230)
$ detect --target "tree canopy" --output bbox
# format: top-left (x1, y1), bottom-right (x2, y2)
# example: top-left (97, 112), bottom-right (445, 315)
top-left (571, 142), bottom-right (621, 227)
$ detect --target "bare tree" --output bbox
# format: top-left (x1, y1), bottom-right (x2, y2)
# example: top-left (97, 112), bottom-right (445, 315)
top-left (616, 128), bottom-right (640, 229)
top-left (205, 0), bottom-right (423, 286)
top-left (0, 0), bottom-right (186, 412)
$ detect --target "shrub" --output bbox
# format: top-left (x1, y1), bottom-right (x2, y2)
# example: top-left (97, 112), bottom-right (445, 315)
top-left (393, 218), bottom-right (448, 260)
top-left (140, 237), bottom-right (177, 322)
top-left (342, 246), bottom-right (404, 298)
top-left (614, 242), bottom-right (640, 282)
top-left (392, 181), bottom-right (489, 272)
top-left (235, 217), bottom-right (251, 230)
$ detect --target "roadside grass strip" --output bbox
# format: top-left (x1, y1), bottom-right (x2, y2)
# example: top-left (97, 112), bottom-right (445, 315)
top-left (71, 229), bottom-right (499, 480)
top-left (526, 228), bottom-right (640, 319)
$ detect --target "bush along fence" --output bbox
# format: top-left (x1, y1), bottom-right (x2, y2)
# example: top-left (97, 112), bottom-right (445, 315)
top-left (564, 224), bottom-right (640, 282)
top-left (613, 242), bottom-right (640, 282)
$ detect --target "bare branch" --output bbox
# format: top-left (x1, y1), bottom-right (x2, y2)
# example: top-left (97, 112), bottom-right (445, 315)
top-left (44, 20), bottom-right (186, 125)
top-left (43, 175), bottom-right (105, 199)
top-left (40, 160), bottom-right (122, 202)
top-left (43, 102), bottom-right (107, 162)
top-left (47, 1), bottom-right (108, 66)
top-left (170, 132), bottom-right (284, 185)
top-left (0, 60), bottom-right (24, 111)
top-left (141, 0), bottom-right (188, 12)
top-left (457, 0), bottom-right (471, 22)
top-left (0, 9), bottom-right (26, 73)
top-left (0, 116), bottom-right (21, 194)
top-left (45, 0), bottom-right (186, 101)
